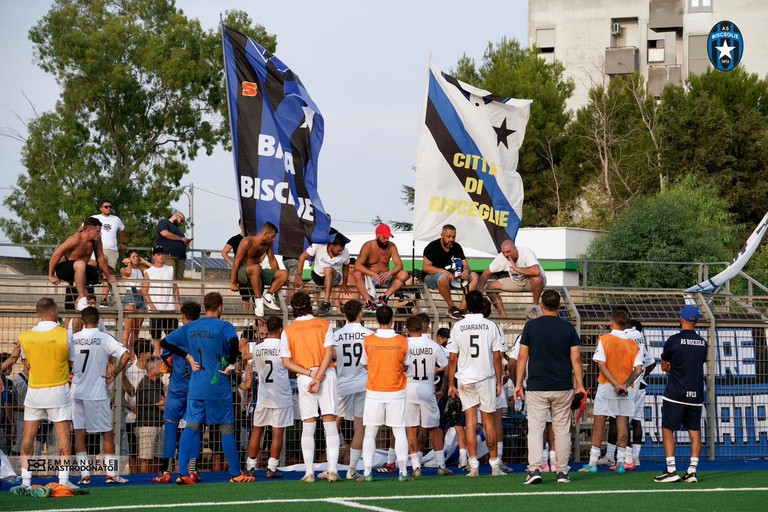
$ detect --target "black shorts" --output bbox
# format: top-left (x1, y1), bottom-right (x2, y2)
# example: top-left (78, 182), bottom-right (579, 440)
top-left (64, 285), bottom-right (94, 311)
top-left (238, 283), bottom-right (254, 302)
top-left (150, 318), bottom-right (179, 340)
top-left (55, 261), bottom-right (101, 285)
top-left (661, 399), bottom-right (703, 431)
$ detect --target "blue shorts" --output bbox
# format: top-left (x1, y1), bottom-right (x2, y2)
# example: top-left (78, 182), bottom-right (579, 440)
top-left (124, 289), bottom-right (146, 310)
top-left (163, 391), bottom-right (188, 423)
top-left (424, 272), bottom-right (447, 290)
top-left (661, 399), bottom-right (703, 431)
top-left (184, 398), bottom-right (234, 426)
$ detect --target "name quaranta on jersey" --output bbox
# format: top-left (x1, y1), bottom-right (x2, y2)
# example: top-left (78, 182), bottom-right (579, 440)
top-left (239, 134), bottom-right (315, 221)
top-left (458, 323), bottom-right (490, 332)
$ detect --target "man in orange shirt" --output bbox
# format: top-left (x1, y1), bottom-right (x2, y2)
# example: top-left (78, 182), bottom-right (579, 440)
top-left (280, 291), bottom-right (340, 482)
top-left (582, 308), bottom-right (642, 474)
top-left (357, 306), bottom-right (412, 482)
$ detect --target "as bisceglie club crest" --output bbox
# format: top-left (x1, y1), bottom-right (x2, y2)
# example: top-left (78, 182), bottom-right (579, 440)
top-left (707, 20), bottom-right (744, 72)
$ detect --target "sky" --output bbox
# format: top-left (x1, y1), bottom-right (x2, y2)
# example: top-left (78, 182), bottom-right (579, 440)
top-left (0, 0), bottom-right (528, 256)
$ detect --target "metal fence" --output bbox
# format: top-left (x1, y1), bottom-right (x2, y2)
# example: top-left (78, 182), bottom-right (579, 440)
top-left (2, 270), bottom-right (767, 477)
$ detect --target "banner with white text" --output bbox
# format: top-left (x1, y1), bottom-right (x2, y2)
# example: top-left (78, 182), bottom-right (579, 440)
top-left (413, 63), bottom-right (531, 253)
top-left (222, 24), bottom-right (330, 258)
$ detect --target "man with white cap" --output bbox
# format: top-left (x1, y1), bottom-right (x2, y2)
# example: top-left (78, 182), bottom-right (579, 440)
top-left (654, 304), bottom-right (707, 484)
top-left (353, 224), bottom-right (410, 313)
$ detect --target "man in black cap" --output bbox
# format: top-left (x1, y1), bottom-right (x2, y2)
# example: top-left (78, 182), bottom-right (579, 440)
top-left (654, 305), bottom-right (707, 484)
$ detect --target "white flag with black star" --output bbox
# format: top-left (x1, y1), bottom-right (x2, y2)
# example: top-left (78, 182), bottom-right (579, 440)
top-left (414, 63), bottom-right (531, 253)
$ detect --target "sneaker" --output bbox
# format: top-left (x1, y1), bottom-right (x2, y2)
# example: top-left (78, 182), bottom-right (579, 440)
top-left (317, 470), bottom-right (329, 480)
top-left (635, 459), bottom-right (641, 467)
top-left (77, 476), bottom-right (91, 485)
top-left (523, 470), bottom-right (542, 485)
top-left (398, 474), bottom-right (414, 482)
top-left (105, 475), bottom-right (129, 484)
top-left (243, 469), bottom-right (256, 478)
top-left (266, 469), bottom-right (283, 479)
top-left (654, 470), bottom-right (681, 483)
top-left (376, 463), bottom-right (397, 474)
top-left (61, 480), bottom-right (80, 490)
top-left (437, 466), bottom-right (453, 476)
top-left (300, 474), bottom-right (315, 482)
top-left (230, 472), bottom-right (256, 483)
top-left (346, 470), bottom-right (362, 480)
top-left (623, 461), bottom-right (636, 472)
top-left (363, 301), bottom-right (377, 314)
top-left (176, 475), bottom-right (196, 485)
top-left (327, 472), bottom-right (340, 483)
top-left (596, 457), bottom-right (615, 466)
top-left (189, 471), bottom-right (201, 483)
top-left (412, 467), bottom-right (422, 479)
top-left (376, 297), bottom-right (388, 307)
top-left (491, 465), bottom-right (506, 476)
top-left (254, 297), bottom-right (264, 317)
top-left (458, 459), bottom-right (469, 472)
top-left (682, 471), bottom-right (698, 483)
top-left (76, 296), bottom-right (89, 311)
top-left (356, 473), bottom-right (373, 482)
top-left (152, 472), bottom-right (172, 484)
top-left (263, 292), bottom-right (280, 311)
top-left (317, 301), bottom-right (331, 316)
top-left (540, 462), bottom-right (551, 473)
top-left (556, 472), bottom-right (571, 484)
top-left (466, 467), bottom-right (479, 477)
top-left (448, 306), bottom-right (464, 320)
top-left (616, 465), bottom-right (626, 475)
top-left (578, 464), bottom-right (598, 474)
top-left (498, 463), bottom-right (512, 474)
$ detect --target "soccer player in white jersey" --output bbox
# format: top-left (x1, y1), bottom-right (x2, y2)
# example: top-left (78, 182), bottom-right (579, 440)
top-left (244, 316), bottom-right (292, 479)
top-left (405, 316), bottom-right (451, 477)
top-left (333, 300), bottom-right (373, 479)
top-left (72, 307), bottom-right (130, 484)
top-left (446, 291), bottom-right (504, 477)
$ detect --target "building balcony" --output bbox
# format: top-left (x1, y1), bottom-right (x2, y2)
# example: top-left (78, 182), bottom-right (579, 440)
top-left (648, 64), bottom-right (682, 96)
top-left (605, 47), bottom-right (639, 75)
top-left (649, 0), bottom-right (683, 31)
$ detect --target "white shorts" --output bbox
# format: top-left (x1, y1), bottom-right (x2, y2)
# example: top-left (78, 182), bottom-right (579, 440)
top-left (296, 370), bottom-right (338, 420)
top-left (73, 399), bottom-right (113, 433)
top-left (103, 248), bottom-right (119, 269)
top-left (458, 376), bottom-right (497, 414)
top-left (24, 405), bottom-right (72, 423)
top-left (253, 405), bottom-right (294, 428)
top-left (364, 397), bottom-right (406, 427)
top-left (406, 398), bottom-right (440, 428)
top-left (594, 383), bottom-right (634, 418)
top-left (629, 385), bottom-right (646, 422)
top-left (338, 391), bottom-right (366, 420)
top-left (137, 426), bottom-right (163, 460)
top-left (495, 382), bottom-right (507, 411)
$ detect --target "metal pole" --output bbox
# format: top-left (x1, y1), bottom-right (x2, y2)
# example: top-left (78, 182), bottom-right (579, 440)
top-left (697, 293), bottom-right (717, 461)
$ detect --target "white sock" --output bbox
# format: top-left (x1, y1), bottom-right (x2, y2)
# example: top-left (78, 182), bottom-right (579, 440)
top-left (687, 457), bottom-right (699, 475)
top-left (435, 449), bottom-right (446, 468)
top-left (666, 456), bottom-right (676, 473)
top-left (459, 448), bottom-right (468, 464)
top-left (22, 468), bottom-right (32, 487)
top-left (606, 442), bottom-right (617, 460)
top-left (549, 450), bottom-right (556, 466)
top-left (632, 444), bottom-right (642, 461)
top-left (246, 457), bottom-right (258, 470)
top-left (469, 456), bottom-right (480, 470)
top-left (541, 448), bottom-right (549, 463)
top-left (589, 445), bottom-right (600, 466)
top-left (77, 452), bottom-right (89, 478)
top-left (387, 447), bottom-right (397, 464)
top-left (617, 446), bottom-right (625, 465)
top-left (301, 422), bottom-right (317, 475)
top-left (417, 450), bottom-right (423, 464)
top-left (58, 467), bottom-right (70, 485)
top-left (489, 456), bottom-right (500, 469)
top-left (624, 446), bottom-right (634, 464)
top-left (497, 441), bottom-right (504, 459)
top-left (268, 457), bottom-right (279, 471)
top-left (363, 426), bottom-right (379, 475)
top-left (323, 421), bottom-right (340, 474)
top-left (348, 448), bottom-right (362, 474)
top-left (105, 454), bottom-right (118, 477)
top-left (393, 427), bottom-right (408, 476)
top-left (409, 452), bottom-right (420, 470)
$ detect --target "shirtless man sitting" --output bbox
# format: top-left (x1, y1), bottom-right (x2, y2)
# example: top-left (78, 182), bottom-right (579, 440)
top-left (48, 217), bottom-right (117, 311)
top-left (230, 222), bottom-right (289, 317)
top-left (352, 224), bottom-right (409, 313)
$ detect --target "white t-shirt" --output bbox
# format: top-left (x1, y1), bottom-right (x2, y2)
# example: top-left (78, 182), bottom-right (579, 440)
top-left (334, 322), bottom-right (373, 396)
top-left (487, 246), bottom-right (546, 280)
top-left (249, 338), bottom-right (292, 409)
top-left (448, 314), bottom-right (504, 384)
top-left (72, 327), bottom-right (128, 401)
top-left (124, 267), bottom-right (144, 292)
top-left (623, 327), bottom-right (656, 386)
top-left (307, 243), bottom-right (350, 277)
top-left (90, 213), bottom-right (125, 251)
top-left (125, 362), bottom-right (145, 423)
top-left (144, 264), bottom-right (176, 311)
top-left (406, 336), bottom-right (448, 405)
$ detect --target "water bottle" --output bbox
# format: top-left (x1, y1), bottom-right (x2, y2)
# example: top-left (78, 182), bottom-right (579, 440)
top-left (452, 257), bottom-right (463, 278)
top-left (514, 397), bottom-right (523, 413)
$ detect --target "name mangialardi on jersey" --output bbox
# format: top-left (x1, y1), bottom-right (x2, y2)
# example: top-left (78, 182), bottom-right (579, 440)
top-left (74, 337), bottom-right (106, 346)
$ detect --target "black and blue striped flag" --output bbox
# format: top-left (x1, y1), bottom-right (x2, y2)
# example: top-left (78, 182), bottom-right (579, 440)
top-left (222, 24), bottom-right (330, 258)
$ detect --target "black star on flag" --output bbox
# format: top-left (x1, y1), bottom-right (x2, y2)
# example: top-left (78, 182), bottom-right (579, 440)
top-left (493, 118), bottom-right (515, 148)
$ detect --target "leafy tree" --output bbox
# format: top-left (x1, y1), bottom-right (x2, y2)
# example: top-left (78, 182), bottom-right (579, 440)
top-left (0, 0), bottom-right (274, 261)
top-left (582, 176), bottom-right (740, 289)
top-left (452, 39), bottom-right (574, 226)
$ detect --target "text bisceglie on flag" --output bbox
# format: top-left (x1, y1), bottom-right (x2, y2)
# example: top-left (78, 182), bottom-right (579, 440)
top-left (221, 24), bottom-right (330, 258)
top-left (414, 63), bottom-right (531, 254)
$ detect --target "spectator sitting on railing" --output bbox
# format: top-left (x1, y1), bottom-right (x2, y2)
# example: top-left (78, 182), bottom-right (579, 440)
top-left (222, 219), bottom-right (256, 317)
top-left (476, 239), bottom-right (547, 315)
top-left (230, 222), bottom-right (287, 318)
top-left (294, 232), bottom-right (351, 316)
top-left (155, 211), bottom-right (191, 281)
top-left (352, 224), bottom-right (410, 314)
top-left (48, 217), bottom-right (117, 312)
top-left (422, 224), bottom-right (478, 320)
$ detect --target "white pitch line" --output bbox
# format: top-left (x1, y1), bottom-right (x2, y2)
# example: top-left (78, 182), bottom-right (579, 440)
top-left (327, 498), bottom-right (401, 512)
top-left (27, 487), bottom-right (768, 512)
